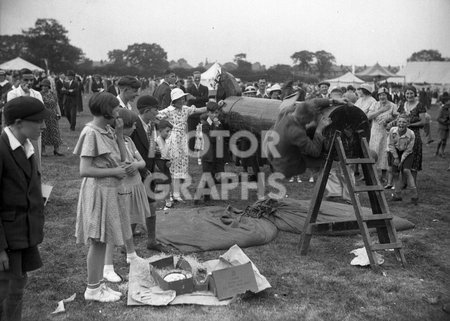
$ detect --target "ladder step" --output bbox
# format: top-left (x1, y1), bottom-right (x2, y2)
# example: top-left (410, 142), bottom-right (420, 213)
top-left (345, 158), bottom-right (375, 165)
top-left (361, 214), bottom-right (393, 221)
top-left (370, 242), bottom-right (402, 251)
top-left (353, 185), bottom-right (385, 193)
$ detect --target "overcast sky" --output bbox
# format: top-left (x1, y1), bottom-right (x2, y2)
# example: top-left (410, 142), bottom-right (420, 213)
top-left (1, 0), bottom-right (449, 68)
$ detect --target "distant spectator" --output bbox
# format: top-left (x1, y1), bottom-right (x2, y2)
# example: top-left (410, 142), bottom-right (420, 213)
top-left (91, 74), bottom-right (104, 93)
top-left (242, 86), bottom-right (257, 97)
top-left (255, 78), bottom-right (269, 98)
top-left (267, 84), bottom-right (282, 100)
top-left (117, 76), bottom-right (141, 110)
top-left (40, 79), bottom-right (63, 156)
top-left (436, 92), bottom-right (450, 157)
top-left (107, 77), bottom-right (120, 97)
top-left (153, 70), bottom-right (176, 109)
top-left (61, 70), bottom-right (79, 131)
top-left (343, 85), bottom-right (358, 103)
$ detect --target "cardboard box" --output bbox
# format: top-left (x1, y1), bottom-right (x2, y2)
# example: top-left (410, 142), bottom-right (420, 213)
top-left (209, 262), bottom-right (258, 300)
top-left (149, 256), bottom-right (194, 295)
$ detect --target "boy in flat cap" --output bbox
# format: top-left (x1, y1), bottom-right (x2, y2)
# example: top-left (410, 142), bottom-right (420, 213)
top-left (0, 96), bottom-right (50, 321)
top-left (117, 76), bottom-right (141, 110)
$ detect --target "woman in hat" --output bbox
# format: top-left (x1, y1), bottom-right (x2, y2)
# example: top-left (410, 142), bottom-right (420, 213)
top-left (158, 88), bottom-right (207, 201)
top-left (242, 86), bottom-right (257, 97)
top-left (397, 85), bottom-right (427, 187)
top-left (355, 84), bottom-right (377, 115)
top-left (40, 79), bottom-right (63, 156)
top-left (268, 84), bottom-right (282, 100)
top-left (367, 87), bottom-right (398, 185)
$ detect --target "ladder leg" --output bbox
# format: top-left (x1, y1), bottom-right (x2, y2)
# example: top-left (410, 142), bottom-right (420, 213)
top-left (298, 132), bottom-right (337, 255)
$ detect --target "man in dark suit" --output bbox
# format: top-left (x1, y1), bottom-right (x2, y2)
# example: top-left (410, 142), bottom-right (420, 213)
top-left (130, 95), bottom-right (165, 252)
top-left (106, 77), bottom-right (119, 96)
top-left (0, 97), bottom-right (50, 321)
top-left (307, 81), bottom-right (330, 100)
top-left (186, 71), bottom-right (209, 150)
top-left (62, 70), bottom-right (79, 131)
top-left (153, 70), bottom-right (176, 110)
top-left (54, 73), bottom-right (65, 115)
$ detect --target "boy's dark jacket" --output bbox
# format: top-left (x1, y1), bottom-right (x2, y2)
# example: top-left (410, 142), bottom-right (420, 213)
top-left (0, 132), bottom-right (44, 252)
top-left (200, 114), bottom-right (224, 162)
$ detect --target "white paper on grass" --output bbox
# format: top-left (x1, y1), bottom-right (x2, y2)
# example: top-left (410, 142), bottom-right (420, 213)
top-left (350, 247), bottom-right (384, 266)
top-left (41, 184), bottom-right (53, 206)
top-left (51, 293), bottom-right (76, 315)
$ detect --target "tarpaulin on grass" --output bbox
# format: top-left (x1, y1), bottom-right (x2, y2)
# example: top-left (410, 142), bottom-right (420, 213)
top-left (156, 199), bottom-right (414, 253)
top-left (268, 198), bottom-right (415, 235)
top-left (156, 206), bottom-right (278, 253)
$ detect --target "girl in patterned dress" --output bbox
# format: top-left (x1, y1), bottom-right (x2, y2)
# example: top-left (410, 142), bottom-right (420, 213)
top-left (103, 109), bottom-right (151, 283)
top-left (158, 88), bottom-right (207, 201)
top-left (74, 93), bottom-right (131, 302)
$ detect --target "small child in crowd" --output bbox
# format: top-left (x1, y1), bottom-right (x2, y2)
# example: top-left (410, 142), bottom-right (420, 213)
top-left (155, 119), bottom-right (174, 209)
top-left (103, 108), bottom-right (151, 283)
top-left (388, 114), bottom-right (418, 205)
top-left (197, 101), bottom-right (225, 202)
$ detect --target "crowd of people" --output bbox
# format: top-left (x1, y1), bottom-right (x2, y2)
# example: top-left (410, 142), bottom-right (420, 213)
top-left (0, 65), bottom-right (450, 314)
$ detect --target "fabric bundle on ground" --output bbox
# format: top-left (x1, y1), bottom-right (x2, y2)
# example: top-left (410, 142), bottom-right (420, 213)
top-left (156, 206), bottom-right (278, 253)
top-left (156, 198), bottom-right (414, 253)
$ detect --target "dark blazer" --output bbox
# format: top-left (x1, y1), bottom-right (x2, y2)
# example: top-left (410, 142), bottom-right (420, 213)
top-left (153, 82), bottom-right (171, 109)
top-left (62, 80), bottom-right (79, 109)
top-left (187, 84), bottom-right (209, 107)
top-left (0, 132), bottom-right (44, 251)
top-left (107, 85), bottom-right (119, 97)
top-left (130, 118), bottom-right (154, 172)
top-left (201, 116), bottom-right (224, 162)
top-left (91, 80), bottom-right (104, 93)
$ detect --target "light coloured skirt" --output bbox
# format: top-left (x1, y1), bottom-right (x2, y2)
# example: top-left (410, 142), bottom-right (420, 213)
top-left (76, 176), bottom-right (132, 246)
top-left (119, 174), bottom-right (151, 227)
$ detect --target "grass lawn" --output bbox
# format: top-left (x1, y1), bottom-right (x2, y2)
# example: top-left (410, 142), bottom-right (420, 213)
top-left (23, 93), bottom-right (450, 321)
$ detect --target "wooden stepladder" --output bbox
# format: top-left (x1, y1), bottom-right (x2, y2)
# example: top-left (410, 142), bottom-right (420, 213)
top-left (298, 130), bottom-right (406, 270)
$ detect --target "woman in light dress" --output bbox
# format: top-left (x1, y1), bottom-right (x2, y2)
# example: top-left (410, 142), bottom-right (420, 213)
top-left (367, 87), bottom-right (398, 183)
top-left (158, 88), bottom-right (207, 201)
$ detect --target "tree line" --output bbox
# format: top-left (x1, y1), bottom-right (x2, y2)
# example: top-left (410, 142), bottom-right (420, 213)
top-left (0, 18), bottom-right (448, 80)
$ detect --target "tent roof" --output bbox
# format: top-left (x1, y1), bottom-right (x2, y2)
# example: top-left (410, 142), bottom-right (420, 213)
top-left (326, 72), bottom-right (364, 84)
top-left (201, 62), bottom-right (221, 90)
top-left (0, 57), bottom-right (44, 71)
top-left (396, 61), bottom-right (450, 84)
top-left (356, 63), bottom-right (396, 78)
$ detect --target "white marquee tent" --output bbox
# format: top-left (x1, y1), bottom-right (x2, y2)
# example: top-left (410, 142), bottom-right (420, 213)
top-left (325, 71), bottom-right (364, 88)
top-left (395, 61), bottom-right (450, 85)
top-left (0, 57), bottom-right (44, 71)
top-left (201, 62), bottom-right (221, 90)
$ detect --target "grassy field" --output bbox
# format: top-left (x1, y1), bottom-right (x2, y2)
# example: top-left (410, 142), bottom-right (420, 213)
top-left (22, 94), bottom-right (450, 321)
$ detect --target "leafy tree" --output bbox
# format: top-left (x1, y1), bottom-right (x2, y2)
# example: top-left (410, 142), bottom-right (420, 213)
top-left (124, 43), bottom-right (168, 75)
top-left (267, 64), bottom-right (293, 82)
top-left (291, 50), bottom-right (314, 72)
top-left (107, 49), bottom-right (125, 64)
top-left (23, 18), bottom-right (84, 72)
top-left (315, 50), bottom-right (335, 77)
top-left (0, 35), bottom-right (28, 63)
top-left (407, 49), bottom-right (444, 62)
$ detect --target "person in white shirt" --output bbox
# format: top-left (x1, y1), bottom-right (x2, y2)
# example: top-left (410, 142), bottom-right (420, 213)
top-left (117, 76), bottom-right (141, 110)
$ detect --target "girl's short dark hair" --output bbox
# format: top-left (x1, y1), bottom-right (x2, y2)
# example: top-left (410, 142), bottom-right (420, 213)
top-left (88, 92), bottom-right (119, 119)
top-left (117, 108), bottom-right (139, 128)
top-left (157, 119), bottom-right (173, 131)
top-left (404, 85), bottom-right (417, 96)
